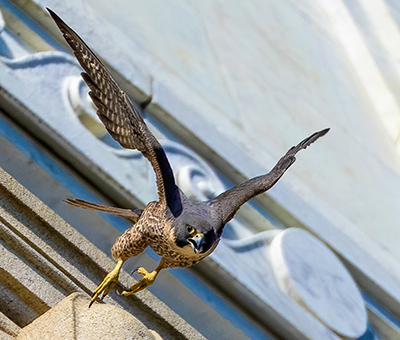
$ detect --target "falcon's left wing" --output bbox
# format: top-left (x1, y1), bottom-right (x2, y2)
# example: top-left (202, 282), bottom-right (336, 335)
top-left (210, 128), bottom-right (329, 226)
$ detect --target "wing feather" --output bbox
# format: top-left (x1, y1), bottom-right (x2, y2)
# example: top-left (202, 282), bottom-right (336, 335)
top-left (210, 128), bottom-right (329, 225)
top-left (48, 8), bottom-right (182, 215)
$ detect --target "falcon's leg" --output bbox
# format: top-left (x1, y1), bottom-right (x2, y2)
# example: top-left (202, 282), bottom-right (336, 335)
top-left (89, 259), bottom-right (125, 307)
top-left (121, 258), bottom-right (166, 296)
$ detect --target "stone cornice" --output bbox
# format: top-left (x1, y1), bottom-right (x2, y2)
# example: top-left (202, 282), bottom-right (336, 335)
top-left (0, 167), bottom-right (204, 339)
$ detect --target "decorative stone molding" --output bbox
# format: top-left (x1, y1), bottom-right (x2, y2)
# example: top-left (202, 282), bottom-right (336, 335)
top-left (0, 167), bottom-right (204, 340)
top-left (64, 75), bottom-right (104, 138)
top-left (64, 74), bottom-right (143, 157)
top-left (163, 140), bottom-right (225, 201)
top-left (269, 228), bottom-right (367, 338)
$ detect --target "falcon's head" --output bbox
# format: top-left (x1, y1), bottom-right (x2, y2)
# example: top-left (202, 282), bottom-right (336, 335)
top-left (172, 211), bottom-right (219, 254)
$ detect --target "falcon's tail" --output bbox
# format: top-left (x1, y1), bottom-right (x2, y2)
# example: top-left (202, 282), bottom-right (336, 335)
top-left (64, 198), bottom-right (143, 222)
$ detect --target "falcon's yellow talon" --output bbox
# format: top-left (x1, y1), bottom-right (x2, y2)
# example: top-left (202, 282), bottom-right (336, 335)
top-left (121, 266), bottom-right (158, 296)
top-left (137, 267), bottom-right (149, 275)
top-left (89, 259), bottom-right (124, 307)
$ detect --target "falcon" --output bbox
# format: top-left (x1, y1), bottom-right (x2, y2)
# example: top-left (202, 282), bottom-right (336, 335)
top-left (47, 8), bottom-right (329, 307)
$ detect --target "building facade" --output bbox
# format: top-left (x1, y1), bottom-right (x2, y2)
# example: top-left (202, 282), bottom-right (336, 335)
top-left (1, 0), bottom-right (400, 339)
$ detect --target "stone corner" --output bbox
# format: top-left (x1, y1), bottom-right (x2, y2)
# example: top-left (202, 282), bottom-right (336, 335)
top-left (17, 292), bottom-right (160, 340)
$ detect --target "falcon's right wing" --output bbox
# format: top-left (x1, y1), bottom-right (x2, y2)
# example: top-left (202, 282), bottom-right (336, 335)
top-left (48, 9), bottom-right (182, 216)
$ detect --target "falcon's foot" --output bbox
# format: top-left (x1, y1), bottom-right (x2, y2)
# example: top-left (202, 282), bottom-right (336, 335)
top-left (121, 267), bottom-right (158, 296)
top-left (89, 259), bottom-right (124, 307)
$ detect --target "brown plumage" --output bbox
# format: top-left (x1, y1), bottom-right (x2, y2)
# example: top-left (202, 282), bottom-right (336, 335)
top-left (65, 198), bottom-right (143, 222)
top-left (48, 8), bottom-right (329, 307)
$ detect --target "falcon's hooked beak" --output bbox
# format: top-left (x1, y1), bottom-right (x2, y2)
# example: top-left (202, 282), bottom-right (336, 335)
top-left (188, 233), bottom-right (205, 253)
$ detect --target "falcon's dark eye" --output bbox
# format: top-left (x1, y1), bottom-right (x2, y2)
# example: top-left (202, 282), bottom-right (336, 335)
top-left (187, 225), bottom-right (195, 234)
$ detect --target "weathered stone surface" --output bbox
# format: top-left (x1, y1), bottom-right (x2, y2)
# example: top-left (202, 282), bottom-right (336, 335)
top-left (17, 293), bottom-right (157, 340)
top-left (0, 166), bottom-right (205, 340)
top-left (0, 311), bottom-right (20, 339)
top-left (0, 331), bottom-right (15, 340)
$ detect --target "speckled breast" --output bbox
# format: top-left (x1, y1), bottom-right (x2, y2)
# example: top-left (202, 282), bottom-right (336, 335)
top-left (149, 230), bottom-right (219, 269)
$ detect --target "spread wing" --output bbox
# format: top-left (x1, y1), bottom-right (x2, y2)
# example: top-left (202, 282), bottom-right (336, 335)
top-left (210, 128), bottom-right (329, 225)
top-left (48, 9), bottom-right (182, 215)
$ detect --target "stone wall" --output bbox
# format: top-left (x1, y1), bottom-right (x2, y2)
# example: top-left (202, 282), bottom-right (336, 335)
top-left (0, 167), bottom-right (203, 339)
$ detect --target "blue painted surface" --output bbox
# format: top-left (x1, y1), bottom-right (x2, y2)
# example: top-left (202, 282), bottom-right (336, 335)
top-left (0, 0), bottom-right (62, 51)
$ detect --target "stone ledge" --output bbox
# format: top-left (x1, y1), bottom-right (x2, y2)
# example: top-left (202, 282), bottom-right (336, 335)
top-left (0, 167), bottom-right (204, 340)
top-left (0, 311), bottom-right (20, 339)
top-left (17, 292), bottom-right (159, 340)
